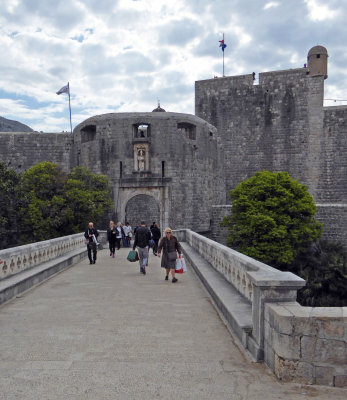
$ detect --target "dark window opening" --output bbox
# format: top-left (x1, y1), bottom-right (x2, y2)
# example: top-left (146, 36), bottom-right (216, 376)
top-left (209, 131), bottom-right (213, 137)
top-left (161, 161), bottom-right (165, 177)
top-left (81, 124), bottom-right (96, 143)
top-left (120, 161), bottom-right (123, 178)
top-left (133, 123), bottom-right (151, 138)
top-left (317, 54), bottom-right (320, 58)
top-left (177, 122), bottom-right (196, 140)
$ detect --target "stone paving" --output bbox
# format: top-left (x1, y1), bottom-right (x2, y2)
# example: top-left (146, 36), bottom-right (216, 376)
top-left (0, 248), bottom-right (346, 400)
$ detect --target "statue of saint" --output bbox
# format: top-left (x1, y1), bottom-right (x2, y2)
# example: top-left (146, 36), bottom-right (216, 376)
top-left (137, 149), bottom-right (145, 171)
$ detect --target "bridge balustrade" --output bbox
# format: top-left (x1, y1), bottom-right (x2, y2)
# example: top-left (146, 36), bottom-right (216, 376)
top-left (0, 234), bottom-right (86, 280)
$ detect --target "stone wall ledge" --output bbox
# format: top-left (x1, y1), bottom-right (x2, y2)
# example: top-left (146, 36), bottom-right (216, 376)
top-left (265, 302), bottom-right (347, 387)
top-left (180, 242), bottom-right (259, 359)
top-left (0, 247), bottom-right (87, 305)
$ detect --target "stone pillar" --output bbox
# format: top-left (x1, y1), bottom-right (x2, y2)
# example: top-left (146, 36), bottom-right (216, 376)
top-left (247, 270), bottom-right (306, 359)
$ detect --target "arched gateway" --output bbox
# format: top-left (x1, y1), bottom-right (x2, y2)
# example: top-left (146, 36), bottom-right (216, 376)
top-left (125, 194), bottom-right (160, 229)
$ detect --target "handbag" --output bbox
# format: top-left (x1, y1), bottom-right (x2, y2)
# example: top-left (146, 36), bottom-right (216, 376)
top-left (175, 257), bottom-right (187, 274)
top-left (149, 239), bottom-right (155, 248)
top-left (127, 250), bottom-right (139, 262)
top-left (167, 251), bottom-right (177, 261)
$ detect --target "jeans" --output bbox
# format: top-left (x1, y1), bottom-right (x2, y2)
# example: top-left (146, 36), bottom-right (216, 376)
top-left (137, 246), bottom-right (149, 268)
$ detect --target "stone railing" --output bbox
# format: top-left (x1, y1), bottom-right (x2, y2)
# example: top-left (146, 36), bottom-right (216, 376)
top-left (174, 229), bottom-right (346, 387)
top-left (0, 233), bottom-right (86, 280)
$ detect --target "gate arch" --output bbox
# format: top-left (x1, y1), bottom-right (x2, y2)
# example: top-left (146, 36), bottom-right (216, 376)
top-left (125, 194), bottom-right (160, 229)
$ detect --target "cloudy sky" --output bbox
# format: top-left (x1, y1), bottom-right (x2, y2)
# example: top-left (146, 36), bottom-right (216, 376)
top-left (0, 0), bottom-right (346, 132)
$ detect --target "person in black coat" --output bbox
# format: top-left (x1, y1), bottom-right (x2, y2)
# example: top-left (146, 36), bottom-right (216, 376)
top-left (84, 222), bottom-right (99, 264)
top-left (107, 220), bottom-right (117, 258)
top-left (150, 222), bottom-right (161, 256)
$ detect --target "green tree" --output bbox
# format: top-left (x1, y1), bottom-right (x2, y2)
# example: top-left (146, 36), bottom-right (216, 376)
top-left (64, 166), bottom-right (113, 233)
top-left (0, 163), bottom-right (25, 249)
top-left (19, 163), bottom-right (114, 243)
top-left (20, 162), bottom-right (68, 242)
top-left (221, 171), bottom-right (322, 268)
top-left (293, 240), bottom-right (347, 307)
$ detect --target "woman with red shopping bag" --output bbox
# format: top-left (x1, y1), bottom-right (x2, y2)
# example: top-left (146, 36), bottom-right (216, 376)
top-left (157, 228), bottom-right (182, 283)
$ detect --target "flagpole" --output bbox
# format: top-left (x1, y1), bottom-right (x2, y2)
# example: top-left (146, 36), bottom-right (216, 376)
top-left (68, 82), bottom-right (72, 134)
top-left (223, 33), bottom-right (225, 77)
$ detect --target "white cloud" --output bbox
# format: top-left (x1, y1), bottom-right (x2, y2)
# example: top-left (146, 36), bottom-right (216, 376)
top-left (0, 0), bottom-right (346, 132)
top-left (305, 0), bottom-right (340, 21)
top-left (264, 2), bottom-right (279, 10)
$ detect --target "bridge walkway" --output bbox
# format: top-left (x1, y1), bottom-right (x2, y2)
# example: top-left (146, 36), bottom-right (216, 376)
top-left (0, 248), bottom-right (345, 400)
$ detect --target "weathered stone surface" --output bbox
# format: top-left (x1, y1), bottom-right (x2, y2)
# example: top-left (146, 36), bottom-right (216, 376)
top-left (335, 375), bottom-right (347, 387)
top-left (315, 365), bottom-right (335, 386)
top-left (301, 336), bottom-right (346, 364)
top-left (274, 354), bottom-right (314, 384)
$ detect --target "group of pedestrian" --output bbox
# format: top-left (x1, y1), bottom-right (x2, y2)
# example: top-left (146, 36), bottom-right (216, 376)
top-left (106, 221), bottom-right (132, 258)
top-left (84, 220), bottom-right (182, 283)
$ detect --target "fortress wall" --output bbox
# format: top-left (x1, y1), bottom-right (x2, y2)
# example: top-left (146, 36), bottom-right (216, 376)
top-left (195, 69), bottom-right (326, 199)
top-left (72, 113), bottom-right (225, 232)
top-left (196, 70), bottom-right (347, 247)
top-left (318, 106), bottom-right (347, 202)
top-left (0, 132), bottom-right (73, 172)
top-left (313, 106), bottom-right (347, 246)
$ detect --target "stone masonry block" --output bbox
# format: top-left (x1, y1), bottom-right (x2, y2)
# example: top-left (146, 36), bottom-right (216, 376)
top-left (271, 330), bottom-right (301, 360)
top-left (334, 375), bottom-right (347, 388)
top-left (315, 365), bottom-right (335, 386)
top-left (316, 318), bottom-right (345, 341)
top-left (266, 303), bottom-right (294, 335)
top-left (301, 336), bottom-right (346, 364)
top-left (274, 354), bottom-right (314, 384)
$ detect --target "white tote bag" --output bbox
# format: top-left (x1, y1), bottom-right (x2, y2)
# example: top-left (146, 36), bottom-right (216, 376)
top-left (175, 257), bottom-right (187, 273)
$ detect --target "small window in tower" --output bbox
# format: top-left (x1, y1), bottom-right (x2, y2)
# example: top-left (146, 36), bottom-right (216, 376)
top-left (81, 125), bottom-right (96, 143)
top-left (133, 123), bottom-right (151, 138)
top-left (120, 161), bottom-right (123, 178)
top-left (177, 122), bottom-right (196, 140)
top-left (317, 54), bottom-right (320, 58)
top-left (209, 131), bottom-right (213, 137)
top-left (162, 161), bottom-right (165, 177)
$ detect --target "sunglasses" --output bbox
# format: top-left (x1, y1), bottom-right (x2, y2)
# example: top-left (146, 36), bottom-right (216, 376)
top-left (166, 232), bottom-right (172, 234)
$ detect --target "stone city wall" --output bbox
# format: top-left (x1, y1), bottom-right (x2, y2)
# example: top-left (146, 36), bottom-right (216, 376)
top-left (0, 131), bottom-right (73, 172)
top-left (264, 302), bottom-right (346, 387)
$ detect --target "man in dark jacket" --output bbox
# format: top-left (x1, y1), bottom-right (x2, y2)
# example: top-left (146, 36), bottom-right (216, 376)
top-left (133, 221), bottom-right (151, 274)
top-left (84, 222), bottom-right (99, 264)
top-left (150, 223), bottom-right (161, 256)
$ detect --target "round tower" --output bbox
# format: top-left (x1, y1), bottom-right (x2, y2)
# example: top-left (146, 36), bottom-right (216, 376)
top-left (307, 45), bottom-right (328, 79)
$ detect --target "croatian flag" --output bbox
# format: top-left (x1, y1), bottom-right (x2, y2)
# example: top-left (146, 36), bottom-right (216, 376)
top-left (219, 38), bottom-right (227, 52)
top-left (56, 83), bottom-right (69, 95)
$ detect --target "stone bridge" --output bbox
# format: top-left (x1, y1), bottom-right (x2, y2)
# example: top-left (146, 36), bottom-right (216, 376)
top-left (0, 231), bottom-right (346, 399)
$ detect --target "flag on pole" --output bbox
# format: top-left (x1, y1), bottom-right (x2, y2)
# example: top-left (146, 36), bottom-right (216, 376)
top-left (56, 83), bottom-right (69, 95)
top-left (56, 82), bottom-right (73, 134)
top-left (219, 38), bottom-right (227, 52)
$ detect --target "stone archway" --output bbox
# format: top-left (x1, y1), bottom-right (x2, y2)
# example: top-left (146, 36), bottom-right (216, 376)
top-left (125, 194), bottom-right (160, 229)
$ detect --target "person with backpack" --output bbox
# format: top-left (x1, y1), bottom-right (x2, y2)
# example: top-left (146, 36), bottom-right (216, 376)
top-left (133, 221), bottom-right (151, 274)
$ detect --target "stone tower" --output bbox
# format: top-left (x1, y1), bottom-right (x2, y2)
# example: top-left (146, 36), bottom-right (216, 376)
top-left (307, 45), bottom-right (328, 79)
